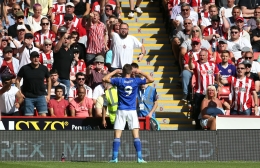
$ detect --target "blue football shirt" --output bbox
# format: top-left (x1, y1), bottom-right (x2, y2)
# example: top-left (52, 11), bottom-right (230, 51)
top-left (111, 77), bottom-right (146, 110)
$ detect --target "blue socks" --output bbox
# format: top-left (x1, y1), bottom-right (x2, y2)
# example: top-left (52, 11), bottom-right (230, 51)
top-left (134, 138), bottom-right (142, 159)
top-left (112, 138), bottom-right (120, 160)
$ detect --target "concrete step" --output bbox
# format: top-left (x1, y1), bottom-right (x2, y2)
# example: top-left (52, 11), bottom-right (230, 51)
top-left (156, 112), bottom-right (190, 118)
top-left (156, 105), bottom-right (189, 113)
top-left (156, 88), bottom-right (182, 94)
top-left (122, 17), bottom-right (164, 23)
top-left (156, 118), bottom-right (193, 124)
top-left (121, 7), bottom-right (161, 13)
top-left (136, 60), bottom-right (174, 66)
top-left (160, 124), bottom-right (195, 130)
top-left (135, 71), bottom-right (179, 78)
top-left (158, 100), bottom-right (181, 106)
top-left (131, 65), bottom-right (177, 72)
top-left (132, 34), bottom-right (168, 38)
top-left (134, 49), bottom-right (172, 55)
top-left (129, 28), bottom-right (166, 34)
top-left (148, 83), bottom-right (179, 89)
top-left (142, 44), bottom-right (171, 50)
top-left (128, 23), bottom-right (165, 28)
top-left (121, 13), bottom-right (163, 19)
top-left (136, 38), bottom-right (169, 44)
top-left (149, 77), bottom-right (180, 84)
top-left (121, 1), bottom-right (159, 8)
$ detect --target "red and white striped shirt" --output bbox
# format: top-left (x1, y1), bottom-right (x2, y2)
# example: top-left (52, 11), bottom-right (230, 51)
top-left (193, 61), bottom-right (219, 95)
top-left (69, 84), bottom-right (93, 99)
top-left (70, 60), bottom-right (87, 79)
top-left (52, 3), bottom-right (66, 15)
top-left (203, 25), bottom-right (228, 40)
top-left (34, 30), bottom-right (56, 45)
top-left (39, 51), bottom-right (54, 69)
top-left (86, 21), bottom-right (107, 54)
top-left (183, 49), bottom-right (212, 67)
top-left (191, 0), bottom-right (203, 12)
top-left (228, 76), bottom-right (255, 111)
top-left (53, 13), bottom-right (79, 28)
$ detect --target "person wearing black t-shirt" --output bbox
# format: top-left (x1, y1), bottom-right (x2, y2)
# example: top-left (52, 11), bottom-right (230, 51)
top-left (251, 18), bottom-right (260, 52)
top-left (71, 0), bottom-right (90, 17)
top-left (53, 30), bottom-right (74, 99)
top-left (15, 51), bottom-right (51, 116)
top-left (239, 0), bottom-right (260, 17)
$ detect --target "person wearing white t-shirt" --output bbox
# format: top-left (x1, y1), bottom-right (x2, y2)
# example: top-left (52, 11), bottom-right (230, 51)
top-left (227, 26), bottom-right (252, 61)
top-left (0, 74), bottom-right (23, 116)
top-left (219, 0), bottom-right (237, 22)
top-left (174, 3), bottom-right (198, 33)
top-left (93, 82), bottom-right (108, 117)
top-left (244, 52), bottom-right (260, 78)
top-left (109, 23), bottom-right (145, 70)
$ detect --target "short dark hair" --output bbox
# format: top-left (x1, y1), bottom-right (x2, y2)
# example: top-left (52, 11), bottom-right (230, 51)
top-left (245, 51), bottom-right (253, 56)
top-left (131, 62), bottom-right (139, 69)
top-left (76, 72), bottom-right (85, 79)
top-left (120, 22), bottom-right (129, 28)
top-left (40, 17), bottom-right (49, 24)
top-left (221, 50), bottom-right (230, 55)
top-left (232, 6), bottom-right (241, 12)
top-left (230, 25), bottom-right (240, 32)
top-left (50, 69), bottom-right (58, 75)
top-left (55, 85), bottom-right (64, 92)
top-left (71, 31), bottom-right (79, 37)
top-left (123, 64), bottom-right (132, 75)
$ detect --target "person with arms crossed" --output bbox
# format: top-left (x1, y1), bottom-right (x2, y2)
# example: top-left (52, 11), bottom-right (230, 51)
top-left (102, 64), bottom-right (154, 163)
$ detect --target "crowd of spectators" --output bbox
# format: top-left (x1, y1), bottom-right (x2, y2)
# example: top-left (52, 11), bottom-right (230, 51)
top-left (163, 0), bottom-right (260, 130)
top-left (0, 0), bottom-right (159, 123)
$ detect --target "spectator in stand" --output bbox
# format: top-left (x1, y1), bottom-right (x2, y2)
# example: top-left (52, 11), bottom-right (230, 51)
top-left (49, 69), bottom-right (67, 99)
top-left (243, 60), bottom-right (260, 94)
top-left (72, 0), bottom-right (91, 17)
top-left (229, 17), bottom-right (250, 42)
top-left (70, 86), bottom-right (93, 117)
top-left (16, 51), bottom-right (51, 116)
top-left (9, 25), bottom-right (26, 58)
top-left (34, 18), bottom-right (56, 50)
top-left (241, 52), bottom-right (260, 78)
top-left (86, 55), bottom-right (108, 89)
top-left (59, 13), bottom-right (78, 34)
top-left (99, 0), bottom-right (120, 17)
top-left (39, 39), bottom-right (54, 71)
top-left (27, 4), bottom-right (47, 33)
top-left (3, 3), bottom-right (28, 29)
top-left (239, 0), bottom-right (260, 18)
top-left (18, 33), bottom-right (40, 70)
top-left (203, 14), bottom-right (229, 52)
top-left (51, 0), bottom-right (66, 22)
top-left (236, 46), bottom-right (251, 64)
top-left (247, 7), bottom-right (260, 32)
top-left (70, 31), bottom-right (86, 61)
top-left (48, 85), bottom-right (69, 117)
top-left (86, 11), bottom-right (108, 65)
top-left (217, 50), bottom-right (236, 81)
top-left (188, 49), bottom-right (219, 129)
top-left (226, 26), bottom-right (252, 61)
top-left (0, 70), bottom-right (23, 116)
top-left (213, 38), bottom-right (234, 64)
top-left (53, 31), bottom-right (74, 99)
top-left (26, 0), bottom-right (53, 16)
top-left (93, 82), bottom-right (108, 117)
top-left (70, 47), bottom-right (86, 84)
top-left (170, 0), bottom-right (193, 21)
top-left (69, 72), bottom-right (93, 102)
top-left (127, 0), bottom-right (143, 18)
top-left (251, 18), bottom-right (260, 52)
top-left (199, 0), bottom-right (211, 32)
top-left (101, 4), bottom-right (115, 24)
top-left (0, 46), bottom-right (19, 86)
top-left (172, 18), bottom-right (193, 68)
top-left (137, 76), bottom-right (158, 118)
top-left (199, 85), bottom-right (225, 130)
top-left (228, 6), bottom-right (243, 27)
top-left (108, 22), bottom-right (145, 70)
top-left (215, 0), bottom-right (239, 9)
top-left (0, 37), bottom-right (9, 57)
top-left (2, 0), bottom-right (17, 27)
top-left (1, 36), bottom-right (19, 57)
top-left (219, 0), bottom-right (237, 20)
top-left (173, 3), bottom-right (198, 33)
top-left (220, 62), bottom-right (258, 115)
top-left (8, 11), bottom-right (32, 38)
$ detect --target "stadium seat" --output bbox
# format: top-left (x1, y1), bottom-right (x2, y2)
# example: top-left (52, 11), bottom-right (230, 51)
top-left (253, 52), bottom-right (260, 61)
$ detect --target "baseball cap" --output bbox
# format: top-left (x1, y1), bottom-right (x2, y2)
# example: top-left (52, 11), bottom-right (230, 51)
top-left (72, 46), bottom-right (79, 53)
top-left (0, 66), bottom-right (16, 82)
top-left (17, 24), bottom-right (26, 30)
top-left (236, 17), bottom-right (244, 22)
top-left (94, 55), bottom-right (104, 63)
top-left (3, 46), bottom-right (13, 54)
top-left (202, 0), bottom-right (210, 3)
top-left (64, 13), bottom-right (73, 21)
top-left (16, 11), bottom-right (24, 17)
top-left (218, 38), bottom-right (227, 44)
top-left (30, 51), bottom-right (40, 58)
top-left (211, 15), bottom-right (220, 22)
top-left (24, 33), bottom-right (33, 39)
top-left (241, 47), bottom-right (251, 52)
top-left (66, 2), bottom-right (75, 7)
top-left (191, 37), bottom-right (201, 43)
top-left (242, 60), bottom-right (251, 65)
top-left (44, 38), bottom-right (52, 45)
top-left (58, 26), bottom-right (67, 33)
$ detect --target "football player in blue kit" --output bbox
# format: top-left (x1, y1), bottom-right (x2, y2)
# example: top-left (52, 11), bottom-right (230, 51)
top-left (102, 64), bottom-right (154, 163)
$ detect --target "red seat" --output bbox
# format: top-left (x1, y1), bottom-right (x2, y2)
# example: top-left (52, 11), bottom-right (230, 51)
top-left (253, 52), bottom-right (260, 61)
top-left (217, 86), bottom-right (230, 100)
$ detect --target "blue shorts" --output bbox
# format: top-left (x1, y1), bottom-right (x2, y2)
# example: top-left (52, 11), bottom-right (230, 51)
top-left (24, 96), bottom-right (48, 116)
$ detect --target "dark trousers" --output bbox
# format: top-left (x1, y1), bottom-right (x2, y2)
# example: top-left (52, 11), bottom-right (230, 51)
top-left (192, 93), bottom-right (205, 129)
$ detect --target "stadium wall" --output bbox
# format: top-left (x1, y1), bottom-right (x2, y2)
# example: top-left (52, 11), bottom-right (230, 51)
top-left (1, 130), bottom-right (259, 161)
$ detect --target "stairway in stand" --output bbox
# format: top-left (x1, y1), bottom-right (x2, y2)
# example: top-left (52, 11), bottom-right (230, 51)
top-left (120, 0), bottom-right (195, 130)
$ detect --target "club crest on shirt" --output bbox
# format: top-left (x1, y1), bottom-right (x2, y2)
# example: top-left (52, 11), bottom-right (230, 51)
top-left (228, 69), bottom-right (231, 73)
top-left (123, 45), bottom-right (126, 49)
top-left (207, 69), bottom-right (213, 74)
top-left (201, 70), bottom-right (207, 75)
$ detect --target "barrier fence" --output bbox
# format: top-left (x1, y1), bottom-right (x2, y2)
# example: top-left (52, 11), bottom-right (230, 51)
top-left (1, 130), bottom-right (260, 161)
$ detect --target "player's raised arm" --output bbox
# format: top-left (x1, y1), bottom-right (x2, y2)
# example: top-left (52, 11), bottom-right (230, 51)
top-left (137, 70), bottom-right (154, 84)
top-left (102, 69), bottom-right (122, 83)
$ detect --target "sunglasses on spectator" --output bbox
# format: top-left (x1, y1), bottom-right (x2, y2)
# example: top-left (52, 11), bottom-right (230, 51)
top-left (77, 78), bottom-right (85, 80)
top-left (192, 30), bottom-right (199, 32)
top-left (231, 31), bottom-right (239, 34)
top-left (4, 51), bottom-right (12, 54)
top-left (41, 23), bottom-right (49, 25)
top-left (237, 68), bottom-right (245, 70)
top-left (13, 8), bottom-right (20, 11)
top-left (105, 8), bottom-right (112, 10)
top-left (45, 44), bottom-right (52, 46)
top-left (245, 57), bottom-right (252, 59)
top-left (181, 9), bottom-right (189, 11)
top-left (191, 42), bottom-right (200, 45)
top-left (17, 16), bottom-right (24, 19)
top-left (184, 22), bottom-right (192, 25)
top-left (65, 19), bottom-right (73, 21)
top-left (66, 6), bottom-right (73, 8)
top-left (95, 62), bottom-right (104, 64)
